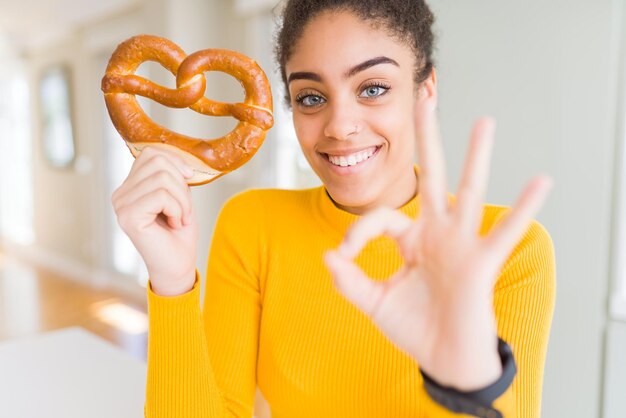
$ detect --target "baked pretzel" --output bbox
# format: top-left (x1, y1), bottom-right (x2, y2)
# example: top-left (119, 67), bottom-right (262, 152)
top-left (101, 34), bottom-right (273, 185)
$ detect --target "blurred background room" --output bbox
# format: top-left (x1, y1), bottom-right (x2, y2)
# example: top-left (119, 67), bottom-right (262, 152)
top-left (0, 0), bottom-right (625, 417)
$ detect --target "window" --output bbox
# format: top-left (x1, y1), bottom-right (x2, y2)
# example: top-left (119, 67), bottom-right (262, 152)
top-left (0, 68), bottom-right (34, 245)
top-left (265, 6), bottom-right (320, 190)
top-left (39, 65), bottom-right (76, 168)
top-left (271, 79), bottom-right (321, 189)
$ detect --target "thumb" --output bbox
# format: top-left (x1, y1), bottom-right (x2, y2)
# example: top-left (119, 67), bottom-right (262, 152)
top-left (325, 250), bottom-right (386, 317)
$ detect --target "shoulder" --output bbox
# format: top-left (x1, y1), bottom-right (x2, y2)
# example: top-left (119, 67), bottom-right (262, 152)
top-left (481, 203), bottom-right (553, 251)
top-left (481, 203), bottom-right (556, 290)
top-left (212, 187), bottom-right (323, 261)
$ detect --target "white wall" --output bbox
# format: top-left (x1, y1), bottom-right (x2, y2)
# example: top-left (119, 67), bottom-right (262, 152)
top-left (605, 2), bottom-right (626, 417)
top-left (431, 1), bottom-right (619, 416)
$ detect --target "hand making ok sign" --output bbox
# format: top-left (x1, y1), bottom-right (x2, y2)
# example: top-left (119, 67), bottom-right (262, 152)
top-left (324, 99), bottom-right (553, 391)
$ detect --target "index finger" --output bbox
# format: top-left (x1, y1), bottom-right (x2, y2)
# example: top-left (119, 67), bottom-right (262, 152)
top-left (339, 208), bottom-right (413, 259)
top-left (131, 146), bottom-right (194, 179)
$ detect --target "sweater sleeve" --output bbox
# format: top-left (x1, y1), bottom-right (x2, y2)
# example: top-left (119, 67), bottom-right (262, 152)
top-left (144, 191), bottom-right (264, 418)
top-left (492, 219), bottom-right (556, 417)
top-left (419, 219), bottom-right (556, 417)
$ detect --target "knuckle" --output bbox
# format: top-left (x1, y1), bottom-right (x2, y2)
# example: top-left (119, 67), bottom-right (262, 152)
top-left (150, 153), bottom-right (168, 166)
top-left (110, 189), bottom-right (119, 205)
top-left (115, 207), bottom-right (134, 230)
top-left (154, 170), bottom-right (173, 184)
top-left (111, 188), bottom-right (126, 210)
top-left (154, 187), bottom-right (169, 201)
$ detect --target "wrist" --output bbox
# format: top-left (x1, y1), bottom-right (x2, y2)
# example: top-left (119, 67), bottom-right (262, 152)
top-left (150, 270), bottom-right (196, 296)
top-left (418, 297), bottom-right (500, 390)
top-left (422, 336), bottom-right (501, 391)
top-left (420, 338), bottom-right (517, 418)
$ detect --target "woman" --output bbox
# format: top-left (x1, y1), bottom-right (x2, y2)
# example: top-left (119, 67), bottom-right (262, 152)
top-left (112, 0), bottom-right (555, 416)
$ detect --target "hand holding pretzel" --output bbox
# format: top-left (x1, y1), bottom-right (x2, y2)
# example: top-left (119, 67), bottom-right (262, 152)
top-left (112, 146), bottom-right (199, 296)
top-left (102, 34), bottom-right (274, 185)
top-left (107, 35), bottom-right (273, 295)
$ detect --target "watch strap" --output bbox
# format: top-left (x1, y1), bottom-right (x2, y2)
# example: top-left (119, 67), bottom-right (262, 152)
top-left (420, 338), bottom-right (517, 418)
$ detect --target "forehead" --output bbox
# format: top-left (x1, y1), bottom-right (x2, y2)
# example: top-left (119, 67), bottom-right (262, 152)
top-left (285, 10), bottom-right (415, 78)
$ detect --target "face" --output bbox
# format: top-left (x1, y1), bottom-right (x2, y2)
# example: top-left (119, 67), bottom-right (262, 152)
top-left (285, 10), bottom-right (437, 215)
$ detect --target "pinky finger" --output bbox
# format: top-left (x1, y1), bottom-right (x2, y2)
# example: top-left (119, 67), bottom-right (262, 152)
top-left (485, 175), bottom-right (553, 260)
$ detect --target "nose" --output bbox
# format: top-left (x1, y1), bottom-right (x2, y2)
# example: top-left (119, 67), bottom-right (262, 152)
top-left (323, 96), bottom-right (361, 141)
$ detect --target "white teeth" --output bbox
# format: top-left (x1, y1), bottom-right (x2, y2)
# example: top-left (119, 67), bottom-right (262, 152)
top-left (327, 147), bottom-right (377, 167)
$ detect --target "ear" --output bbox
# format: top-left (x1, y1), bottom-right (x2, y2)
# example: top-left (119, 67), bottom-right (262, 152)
top-left (416, 67), bottom-right (438, 105)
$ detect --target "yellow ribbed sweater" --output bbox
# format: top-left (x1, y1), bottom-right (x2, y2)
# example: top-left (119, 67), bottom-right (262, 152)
top-left (145, 186), bottom-right (555, 418)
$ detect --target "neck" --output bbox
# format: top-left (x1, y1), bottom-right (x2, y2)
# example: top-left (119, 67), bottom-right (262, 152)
top-left (330, 167), bottom-right (419, 215)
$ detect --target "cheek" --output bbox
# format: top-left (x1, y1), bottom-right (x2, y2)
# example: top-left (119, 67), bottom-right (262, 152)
top-left (293, 114), bottom-right (321, 152)
top-left (368, 100), bottom-right (415, 150)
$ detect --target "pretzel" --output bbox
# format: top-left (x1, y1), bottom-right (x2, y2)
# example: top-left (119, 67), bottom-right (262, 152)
top-left (101, 34), bottom-right (273, 185)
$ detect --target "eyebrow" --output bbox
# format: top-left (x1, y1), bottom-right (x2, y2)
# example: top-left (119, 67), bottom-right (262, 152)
top-left (288, 71), bottom-right (322, 83)
top-left (287, 56), bottom-right (400, 84)
top-left (345, 56), bottom-right (399, 78)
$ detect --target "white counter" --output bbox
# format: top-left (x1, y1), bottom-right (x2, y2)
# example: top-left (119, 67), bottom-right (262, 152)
top-left (0, 327), bottom-right (146, 418)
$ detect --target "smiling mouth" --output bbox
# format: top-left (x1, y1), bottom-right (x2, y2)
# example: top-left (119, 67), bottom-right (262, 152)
top-left (323, 145), bottom-right (382, 167)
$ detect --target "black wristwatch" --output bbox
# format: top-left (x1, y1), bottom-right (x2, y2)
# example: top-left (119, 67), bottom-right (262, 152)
top-left (420, 338), bottom-right (517, 418)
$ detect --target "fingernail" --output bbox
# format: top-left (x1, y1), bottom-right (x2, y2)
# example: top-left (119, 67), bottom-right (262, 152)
top-left (183, 166), bottom-right (194, 178)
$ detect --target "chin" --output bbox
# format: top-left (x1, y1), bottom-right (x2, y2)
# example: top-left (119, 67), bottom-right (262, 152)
top-left (325, 183), bottom-right (381, 214)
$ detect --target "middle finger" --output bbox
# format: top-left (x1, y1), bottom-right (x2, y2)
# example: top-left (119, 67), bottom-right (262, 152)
top-left (414, 100), bottom-right (448, 216)
top-left (453, 117), bottom-right (495, 233)
top-left (115, 170), bottom-right (193, 221)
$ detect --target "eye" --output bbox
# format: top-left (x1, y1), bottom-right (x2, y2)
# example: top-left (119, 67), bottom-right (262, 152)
top-left (359, 82), bottom-right (391, 99)
top-left (295, 91), bottom-right (326, 108)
